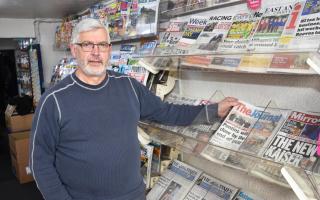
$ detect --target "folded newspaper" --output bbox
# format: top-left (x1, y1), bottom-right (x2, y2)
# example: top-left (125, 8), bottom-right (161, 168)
top-left (201, 101), bottom-right (282, 166)
top-left (183, 173), bottom-right (238, 200)
top-left (147, 159), bottom-right (202, 200)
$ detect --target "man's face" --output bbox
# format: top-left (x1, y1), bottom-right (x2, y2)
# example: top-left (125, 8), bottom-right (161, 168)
top-left (70, 28), bottom-right (111, 77)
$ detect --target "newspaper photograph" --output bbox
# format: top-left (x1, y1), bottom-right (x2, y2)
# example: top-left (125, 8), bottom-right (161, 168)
top-left (218, 11), bottom-right (262, 51)
top-left (146, 159), bottom-right (202, 200)
top-left (262, 110), bottom-right (320, 170)
top-left (250, 2), bottom-right (295, 51)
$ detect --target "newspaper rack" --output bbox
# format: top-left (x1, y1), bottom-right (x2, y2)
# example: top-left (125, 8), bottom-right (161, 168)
top-left (139, 95), bottom-right (320, 200)
top-left (159, 0), bottom-right (245, 19)
top-left (136, 50), bottom-right (320, 75)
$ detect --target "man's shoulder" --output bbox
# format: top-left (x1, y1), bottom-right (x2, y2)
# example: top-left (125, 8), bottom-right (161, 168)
top-left (43, 75), bottom-right (75, 97)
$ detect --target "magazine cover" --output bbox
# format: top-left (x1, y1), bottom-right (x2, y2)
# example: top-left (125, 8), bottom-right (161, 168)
top-left (183, 173), bottom-right (238, 200)
top-left (195, 14), bottom-right (234, 53)
top-left (280, 0), bottom-right (320, 50)
top-left (140, 143), bottom-right (154, 189)
top-left (262, 110), bottom-right (320, 170)
top-left (186, 0), bottom-right (206, 11)
top-left (165, 0), bottom-right (188, 14)
top-left (146, 159), bottom-right (202, 200)
top-left (127, 59), bottom-right (150, 85)
top-left (218, 10), bottom-right (263, 51)
top-left (136, 0), bottom-right (160, 35)
top-left (250, 1), bottom-right (296, 51)
top-left (176, 16), bottom-right (208, 50)
top-left (139, 40), bottom-right (158, 55)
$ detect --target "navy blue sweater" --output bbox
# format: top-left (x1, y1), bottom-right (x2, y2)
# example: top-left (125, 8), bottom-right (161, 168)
top-left (29, 71), bottom-right (218, 200)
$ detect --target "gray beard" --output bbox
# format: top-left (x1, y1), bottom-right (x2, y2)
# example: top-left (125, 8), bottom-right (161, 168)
top-left (78, 61), bottom-right (107, 77)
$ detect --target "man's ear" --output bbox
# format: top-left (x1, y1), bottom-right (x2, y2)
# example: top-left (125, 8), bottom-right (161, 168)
top-left (69, 44), bottom-right (76, 57)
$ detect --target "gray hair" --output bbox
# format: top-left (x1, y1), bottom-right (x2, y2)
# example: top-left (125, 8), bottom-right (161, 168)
top-left (71, 18), bottom-right (110, 44)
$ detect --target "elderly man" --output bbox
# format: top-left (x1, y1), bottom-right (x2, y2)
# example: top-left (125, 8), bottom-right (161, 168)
top-left (29, 18), bottom-right (238, 200)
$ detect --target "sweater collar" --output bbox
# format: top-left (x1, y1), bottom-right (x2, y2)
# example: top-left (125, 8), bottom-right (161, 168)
top-left (71, 71), bottom-right (109, 90)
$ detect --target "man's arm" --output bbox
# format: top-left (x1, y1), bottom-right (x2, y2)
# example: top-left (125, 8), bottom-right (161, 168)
top-left (29, 94), bottom-right (72, 200)
top-left (129, 78), bottom-right (238, 125)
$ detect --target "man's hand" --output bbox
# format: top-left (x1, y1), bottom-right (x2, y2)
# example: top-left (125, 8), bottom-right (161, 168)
top-left (217, 97), bottom-right (239, 118)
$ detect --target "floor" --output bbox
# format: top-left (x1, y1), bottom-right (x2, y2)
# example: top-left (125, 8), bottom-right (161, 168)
top-left (0, 126), bottom-right (43, 200)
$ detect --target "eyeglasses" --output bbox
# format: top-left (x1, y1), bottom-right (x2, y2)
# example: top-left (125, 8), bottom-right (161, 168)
top-left (75, 42), bottom-right (111, 52)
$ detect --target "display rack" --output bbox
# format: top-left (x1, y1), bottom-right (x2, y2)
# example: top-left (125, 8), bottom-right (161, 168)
top-left (159, 0), bottom-right (245, 19)
top-left (136, 48), bottom-right (320, 200)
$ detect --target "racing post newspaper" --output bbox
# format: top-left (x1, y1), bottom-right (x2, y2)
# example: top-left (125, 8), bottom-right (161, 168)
top-left (146, 159), bottom-right (202, 200)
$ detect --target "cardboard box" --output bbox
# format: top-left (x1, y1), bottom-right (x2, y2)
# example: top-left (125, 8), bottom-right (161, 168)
top-left (11, 154), bottom-right (34, 184)
top-left (5, 113), bottom-right (33, 133)
top-left (9, 131), bottom-right (34, 183)
top-left (9, 131), bottom-right (30, 163)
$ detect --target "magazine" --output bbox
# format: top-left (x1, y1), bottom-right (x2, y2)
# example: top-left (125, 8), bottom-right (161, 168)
top-left (183, 173), bottom-right (238, 200)
top-left (262, 110), bottom-right (320, 170)
top-left (186, 0), bottom-right (206, 11)
top-left (136, 0), bottom-right (160, 35)
top-left (127, 59), bottom-right (150, 85)
top-left (140, 143), bottom-right (154, 189)
top-left (146, 159), bottom-right (202, 200)
top-left (139, 40), bottom-right (158, 56)
top-left (165, 0), bottom-right (188, 14)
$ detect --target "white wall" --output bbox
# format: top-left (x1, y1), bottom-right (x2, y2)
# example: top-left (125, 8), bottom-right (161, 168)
top-left (0, 18), bottom-right (35, 38)
top-left (0, 18), bottom-right (71, 88)
top-left (36, 19), bottom-right (71, 88)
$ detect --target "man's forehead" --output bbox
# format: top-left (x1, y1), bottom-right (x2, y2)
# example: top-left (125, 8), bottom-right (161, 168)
top-left (79, 28), bottom-right (109, 40)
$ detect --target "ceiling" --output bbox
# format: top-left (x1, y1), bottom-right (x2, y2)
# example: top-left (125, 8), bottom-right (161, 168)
top-left (0, 0), bottom-right (101, 19)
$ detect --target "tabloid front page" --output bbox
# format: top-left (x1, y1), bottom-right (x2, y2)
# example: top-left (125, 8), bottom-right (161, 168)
top-left (146, 159), bottom-right (202, 200)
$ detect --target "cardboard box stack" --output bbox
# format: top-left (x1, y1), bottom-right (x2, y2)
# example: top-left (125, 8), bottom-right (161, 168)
top-left (5, 105), bottom-right (34, 183)
top-left (5, 113), bottom-right (33, 133)
top-left (9, 131), bottom-right (34, 183)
